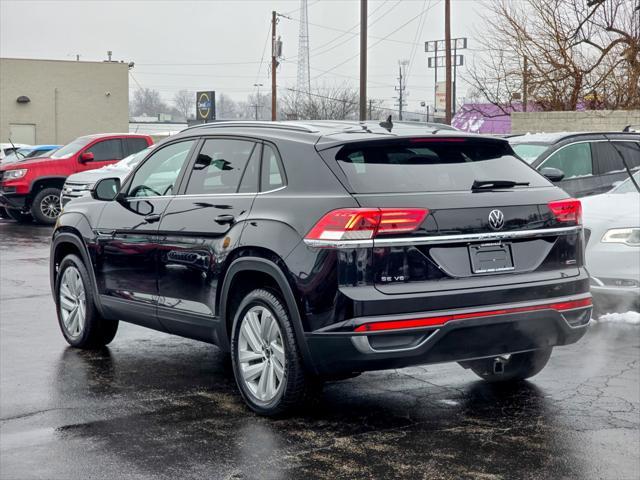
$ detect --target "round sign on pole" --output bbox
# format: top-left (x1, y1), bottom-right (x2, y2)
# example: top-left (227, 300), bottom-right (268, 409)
top-left (196, 91), bottom-right (215, 122)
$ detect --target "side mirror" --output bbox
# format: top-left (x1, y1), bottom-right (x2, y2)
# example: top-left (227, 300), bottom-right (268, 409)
top-left (540, 167), bottom-right (565, 182)
top-left (80, 152), bottom-right (95, 163)
top-left (91, 177), bottom-right (121, 201)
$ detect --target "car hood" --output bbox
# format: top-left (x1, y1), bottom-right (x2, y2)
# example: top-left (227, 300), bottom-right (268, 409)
top-left (0, 156), bottom-right (56, 170)
top-left (582, 192), bottom-right (640, 230)
top-left (65, 167), bottom-right (132, 185)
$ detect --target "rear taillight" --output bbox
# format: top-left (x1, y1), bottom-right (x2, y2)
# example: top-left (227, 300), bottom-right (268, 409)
top-left (305, 208), bottom-right (428, 241)
top-left (548, 199), bottom-right (582, 224)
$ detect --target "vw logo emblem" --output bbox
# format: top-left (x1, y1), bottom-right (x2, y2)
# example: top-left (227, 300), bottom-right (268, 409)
top-left (488, 209), bottom-right (505, 231)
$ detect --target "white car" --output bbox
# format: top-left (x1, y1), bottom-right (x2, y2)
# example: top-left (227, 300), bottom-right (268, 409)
top-left (582, 172), bottom-right (640, 313)
top-left (60, 146), bottom-right (154, 206)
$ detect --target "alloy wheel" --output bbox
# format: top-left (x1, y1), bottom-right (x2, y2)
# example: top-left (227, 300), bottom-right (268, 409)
top-left (59, 266), bottom-right (86, 338)
top-left (237, 305), bottom-right (286, 402)
top-left (40, 194), bottom-right (61, 219)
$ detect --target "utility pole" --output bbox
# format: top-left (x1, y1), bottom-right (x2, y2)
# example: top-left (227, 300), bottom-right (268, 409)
top-left (368, 99), bottom-right (373, 120)
top-left (395, 60), bottom-right (408, 120)
top-left (444, 0), bottom-right (452, 124)
top-left (253, 83), bottom-right (263, 120)
top-left (523, 56), bottom-right (529, 112)
top-left (271, 10), bottom-right (277, 121)
top-left (359, 0), bottom-right (368, 121)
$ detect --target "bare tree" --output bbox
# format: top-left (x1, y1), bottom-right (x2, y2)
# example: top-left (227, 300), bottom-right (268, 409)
top-left (173, 90), bottom-right (195, 121)
top-left (465, 0), bottom-right (640, 112)
top-left (280, 83), bottom-right (359, 120)
top-left (131, 88), bottom-right (168, 117)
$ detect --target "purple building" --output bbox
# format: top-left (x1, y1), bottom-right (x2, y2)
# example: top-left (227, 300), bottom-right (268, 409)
top-left (452, 103), bottom-right (524, 134)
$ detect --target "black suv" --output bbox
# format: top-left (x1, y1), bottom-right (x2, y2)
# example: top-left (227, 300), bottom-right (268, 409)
top-left (509, 132), bottom-right (640, 198)
top-left (50, 121), bottom-right (591, 415)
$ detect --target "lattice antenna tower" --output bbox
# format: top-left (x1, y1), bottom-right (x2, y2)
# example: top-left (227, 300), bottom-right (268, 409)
top-left (296, 0), bottom-right (311, 101)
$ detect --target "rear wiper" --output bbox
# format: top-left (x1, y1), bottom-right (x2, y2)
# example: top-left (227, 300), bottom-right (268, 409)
top-left (471, 179), bottom-right (530, 190)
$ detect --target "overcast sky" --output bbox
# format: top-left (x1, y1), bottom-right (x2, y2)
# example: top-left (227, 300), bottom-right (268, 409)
top-left (1, 0), bottom-right (485, 113)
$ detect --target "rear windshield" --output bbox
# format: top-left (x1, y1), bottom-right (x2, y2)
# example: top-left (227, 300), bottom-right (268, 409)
top-left (334, 138), bottom-right (549, 193)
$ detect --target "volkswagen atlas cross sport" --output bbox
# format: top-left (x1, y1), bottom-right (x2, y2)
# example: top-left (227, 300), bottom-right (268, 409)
top-left (50, 121), bottom-right (591, 416)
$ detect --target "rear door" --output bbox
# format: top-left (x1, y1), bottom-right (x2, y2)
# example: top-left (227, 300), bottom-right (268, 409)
top-left (156, 136), bottom-right (260, 341)
top-left (320, 137), bottom-right (582, 295)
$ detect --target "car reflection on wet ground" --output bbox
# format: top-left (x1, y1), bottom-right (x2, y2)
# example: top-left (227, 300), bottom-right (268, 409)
top-left (1, 220), bottom-right (638, 480)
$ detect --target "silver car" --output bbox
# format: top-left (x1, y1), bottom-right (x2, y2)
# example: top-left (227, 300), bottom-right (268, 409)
top-left (582, 172), bottom-right (640, 313)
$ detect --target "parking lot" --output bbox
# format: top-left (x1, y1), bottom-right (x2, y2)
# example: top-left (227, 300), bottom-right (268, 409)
top-left (0, 219), bottom-right (637, 479)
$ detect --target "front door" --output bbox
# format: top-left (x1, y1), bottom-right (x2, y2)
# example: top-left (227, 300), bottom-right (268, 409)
top-left (78, 138), bottom-right (126, 172)
top-left (156, 137), bottom-right (261, 342)
top-left (94, 139), bottom-right (197, 329)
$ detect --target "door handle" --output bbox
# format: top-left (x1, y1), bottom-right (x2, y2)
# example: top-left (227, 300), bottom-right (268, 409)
top-left (214, 214), bottom-right (235, 225)
top-left (144, 214), bottom-right (161, 224)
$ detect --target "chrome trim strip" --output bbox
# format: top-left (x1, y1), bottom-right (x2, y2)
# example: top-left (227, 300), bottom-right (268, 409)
top-left (303, 226), bottom-right (580, 248)
top-left (351, 329), bottom-right (440, 354)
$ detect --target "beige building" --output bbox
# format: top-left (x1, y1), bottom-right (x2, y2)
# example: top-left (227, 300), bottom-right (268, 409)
top-left (0, 58), bottom-right (129, 145)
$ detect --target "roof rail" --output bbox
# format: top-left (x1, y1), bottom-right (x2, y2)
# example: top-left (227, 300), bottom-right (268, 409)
top-left (182, 121), bottom-right (320, 134)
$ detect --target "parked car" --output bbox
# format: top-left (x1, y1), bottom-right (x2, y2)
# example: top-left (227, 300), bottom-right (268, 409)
top-left (50, 121), bottom-right (591, 416)
top-left (509, 132), bottom-right (640, 197)
top-left (1, 144), bottom-right (61, 164)
top-left (61, 145), bottom-right (154, 207)
top-left (0, 143), bottom-right (29, 161)
top-left (582, 171), bottom-right (640, 313)
top-left (0, 133), bottom-right (153, 224)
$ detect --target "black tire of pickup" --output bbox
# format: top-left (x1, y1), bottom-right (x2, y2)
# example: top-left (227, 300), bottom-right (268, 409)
top-left (5, 208), bottom-right (32, 223)
top-left (31, 187), bottom-right (62, 225)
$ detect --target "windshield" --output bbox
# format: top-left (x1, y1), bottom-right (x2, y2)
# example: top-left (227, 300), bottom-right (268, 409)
top-left (116, 146), bottom-right (153, 170)
top-left (333, 138), bottom-right (549, 193)
top-left (30, 148), bottom-right (58, 158)
top-left (611, 172), bottom-right (640, 193)
top-left (50, 137), bottom-right (93, 159)
top-left (511, 143), bottom-right (549, 164)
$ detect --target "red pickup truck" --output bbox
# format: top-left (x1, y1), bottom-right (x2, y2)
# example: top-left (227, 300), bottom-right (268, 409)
top-left (0, 133), bottom-right (153, 224)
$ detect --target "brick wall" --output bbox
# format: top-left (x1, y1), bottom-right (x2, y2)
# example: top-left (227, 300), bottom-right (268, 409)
top-left (511, 110), bottom-right (640, 134)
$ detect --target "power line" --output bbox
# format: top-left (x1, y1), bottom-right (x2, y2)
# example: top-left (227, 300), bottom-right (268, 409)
top-left (312, 1), bottom-right (442, 80)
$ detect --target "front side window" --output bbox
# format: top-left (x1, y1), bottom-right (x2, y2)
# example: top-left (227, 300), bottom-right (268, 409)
top-left (86, 139), bottom-right (124, 161)
top-left (542, 142), bottom-right (593, 179)
top-left (127, 140), bottom-right (195, 197)
top-left (184, 139), bottom-right (256, 195)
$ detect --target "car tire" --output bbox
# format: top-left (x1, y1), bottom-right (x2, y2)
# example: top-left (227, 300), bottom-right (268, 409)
top-left (5, 208), bottom-right (32, 223)
top-left (0, 207), bottom-right (8, 219)
top-left (55, 254), bottom-right (119, 349)
top-left (461, 348), bottom-right (552, 383)
top-left (30, 187), bottom-right (62, 224)
top-left (231, 288), bottom-right (320, 416)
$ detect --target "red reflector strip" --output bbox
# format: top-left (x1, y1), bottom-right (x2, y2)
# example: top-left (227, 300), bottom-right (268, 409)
top-left (354, 298), bottom-right (592, 332)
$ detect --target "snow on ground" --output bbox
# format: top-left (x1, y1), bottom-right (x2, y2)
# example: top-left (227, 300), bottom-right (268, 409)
top-left (595, 311), bottom-right (640, 325)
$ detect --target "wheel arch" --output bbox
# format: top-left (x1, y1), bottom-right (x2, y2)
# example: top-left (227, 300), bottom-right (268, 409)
top-left (50, 229), bottom-right (104, 317)
top-left (218, 255), bottom-right (317, 374)
top-left (29, 176), bottom-right (66, 196)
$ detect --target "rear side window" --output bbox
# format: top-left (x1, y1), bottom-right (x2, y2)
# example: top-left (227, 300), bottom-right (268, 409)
top-left (260, 144), bottom-right (285, 191)
top-left (334, 139), bottom-right (548, 193)
top-left (185, 139), bottom-right (257, 195)
top-left (612, 141), bottom-right (640, 170)
top-left (86, 139), bottom-right (124, 161)
top-left (126, 138), bottom-right (150, 156)
top-left (543, 142), bottom-right (593, 178)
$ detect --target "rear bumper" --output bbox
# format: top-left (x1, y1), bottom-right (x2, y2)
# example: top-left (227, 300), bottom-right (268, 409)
top-left (305, 294), bottom-right (591, 374)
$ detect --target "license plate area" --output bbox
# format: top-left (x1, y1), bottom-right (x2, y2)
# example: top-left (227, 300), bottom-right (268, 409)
top-left (469, 242), bottom-right (514, 274)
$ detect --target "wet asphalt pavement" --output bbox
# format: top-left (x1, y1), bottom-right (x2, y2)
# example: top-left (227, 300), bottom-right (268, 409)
top-left (0, 219), bottom-right (639, 480)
